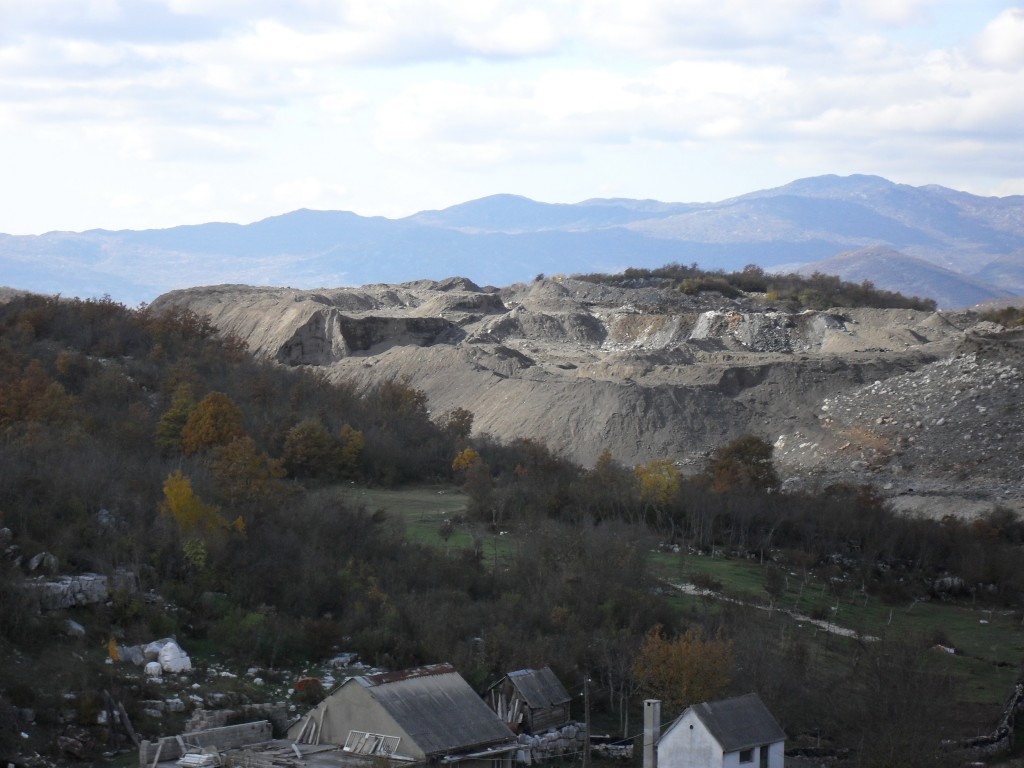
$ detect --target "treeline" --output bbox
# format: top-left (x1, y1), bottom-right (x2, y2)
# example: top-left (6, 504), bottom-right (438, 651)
top-left (978, 305), bottom-right (1024, 327)
top-left (575, 262), bottom-right (938, 311)
top-left (455, 434), bottom-right (1024, 606)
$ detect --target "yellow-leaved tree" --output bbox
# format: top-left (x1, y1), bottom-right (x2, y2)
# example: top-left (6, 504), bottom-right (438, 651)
top-left (452, 447), bottom-right (482, 472)
top-left (635, 459), bottom-right (680, 509)
top-left (631, 624), bottom-right (733, 713)
top-left (160, 470), bottom-right (225, 535)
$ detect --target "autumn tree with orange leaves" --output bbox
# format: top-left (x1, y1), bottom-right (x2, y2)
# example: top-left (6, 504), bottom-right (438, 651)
top-left (631, 624), bottom-right (733, 713)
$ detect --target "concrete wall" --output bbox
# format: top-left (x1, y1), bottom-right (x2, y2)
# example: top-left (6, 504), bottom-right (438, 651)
top-left (722, 742), bottom-right (782, 768)
top-left (138, 721), bottom-right (272, 765)
top-left (658, 710), bottom-right (722, 768)
top-left (288, 682), bottom-right (421, 759)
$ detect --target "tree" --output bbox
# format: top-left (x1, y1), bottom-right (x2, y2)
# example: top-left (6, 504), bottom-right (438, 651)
top-left (635, 459), bottom-right (680, 509)
top-left (282, 418), bottom-right (335, 478)
top-left (635, 458), bottom-right (680, 533)
top-left (155, 383), bottom-right (195, 456)
top-left (159, 470), bottom-right (225, 535)
top-left (452, 447), bottom-right (482, 473)
top-left (337, 423), bottom-right (364, 478)
top-left (282, 419), bottom-right (363, 480)
top-left (631, 625), bottom-right (733, 713)
top-left (580, 448), bottom-right (638, 524)
top-left (209, 436), bottom-right (286, 509)
top-left (180, 391), bottom-right (246, 456)
top-left (704, 435), bottom-right (779, 493)
top-left (438, 407), bottom-right (474, 441)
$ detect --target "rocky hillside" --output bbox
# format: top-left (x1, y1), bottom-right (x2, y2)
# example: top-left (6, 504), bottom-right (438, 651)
top-left (151, 277), bottom-right (1024, 516)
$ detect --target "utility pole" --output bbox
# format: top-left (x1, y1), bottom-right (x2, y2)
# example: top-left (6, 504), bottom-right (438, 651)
top-left (583, 676), bottom-right (592, 768)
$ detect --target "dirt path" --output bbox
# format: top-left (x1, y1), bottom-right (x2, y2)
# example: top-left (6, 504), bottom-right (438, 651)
top-left (668, 581), bottom-right (879, 641)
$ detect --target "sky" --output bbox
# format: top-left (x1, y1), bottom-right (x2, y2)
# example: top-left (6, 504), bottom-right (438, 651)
top-left (1, 0), bottom-right (1022, 235)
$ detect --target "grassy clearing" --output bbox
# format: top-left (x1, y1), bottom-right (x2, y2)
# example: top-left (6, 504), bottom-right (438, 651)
top-left (331, 484), bottom-right (1023, 708)
top-left (334, 483), bottom-right (515, 567)
top-left (652, 549), bottom-right (1024, 706)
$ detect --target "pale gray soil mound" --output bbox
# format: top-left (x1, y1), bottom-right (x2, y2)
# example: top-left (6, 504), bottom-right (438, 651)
top-left (151, 277), bottom-right (1021, 513)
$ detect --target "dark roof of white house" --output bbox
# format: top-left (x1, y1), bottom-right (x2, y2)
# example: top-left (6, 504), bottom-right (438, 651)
top-left (355, 663), bottom-right (515, 757)
top-left (688, 693), bottom-right (785, 752)
top-left (505, 667), bottom-right (571, 709)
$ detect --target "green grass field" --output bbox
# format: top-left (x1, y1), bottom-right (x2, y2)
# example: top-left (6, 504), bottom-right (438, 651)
top-left (331, 483), bottom-right (1023, 710)
top-left (334, 483), bottom-right (515, 566)
top-left (651, 548), bottom-right (1024, 706)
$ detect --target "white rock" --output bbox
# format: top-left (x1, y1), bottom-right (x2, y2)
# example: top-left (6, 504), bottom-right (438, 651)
top-left (63, 619), bottom-right (86, 637)
top-left (145, 662), bottom-right (163, 677)
top-left (144, 638), bottom-right (172, 660)
top-left (158, 640), bottom-right (192, 673)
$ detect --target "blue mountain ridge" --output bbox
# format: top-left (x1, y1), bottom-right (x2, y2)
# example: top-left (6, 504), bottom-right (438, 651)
top-left (2, 175), bottom-right (1022, 308)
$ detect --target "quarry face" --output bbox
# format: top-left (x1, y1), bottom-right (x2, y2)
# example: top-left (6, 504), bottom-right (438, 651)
top-left (151, 277), bottom-right (1024, 517)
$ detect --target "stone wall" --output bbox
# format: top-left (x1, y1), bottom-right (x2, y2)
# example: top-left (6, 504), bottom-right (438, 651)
top-left (517, 723), bottom-right (586, 764)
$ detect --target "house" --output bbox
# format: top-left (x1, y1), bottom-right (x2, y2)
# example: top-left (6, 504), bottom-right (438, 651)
top-left (287, 663), bottom-right (518, 767)
top-left (486, 667), bottom-right (572, 734)
top-left (653, 693), bottom-right (785, 768)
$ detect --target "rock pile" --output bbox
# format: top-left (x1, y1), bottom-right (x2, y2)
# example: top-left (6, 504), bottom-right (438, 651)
top-left (152, 278), bottom-right (1014, 505)
top-left (774, 340), bottom-right (1024, 514)
top-left (116, 637), bottom-right (193, 675)
top-left (517, 723), bottom-right (586, 763)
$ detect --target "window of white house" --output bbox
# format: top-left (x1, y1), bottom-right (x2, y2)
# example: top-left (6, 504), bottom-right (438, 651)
top-left (739, 748), bottom-right (754, 763)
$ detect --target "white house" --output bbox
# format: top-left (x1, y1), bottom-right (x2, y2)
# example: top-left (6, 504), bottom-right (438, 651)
top-left (654, 693), bottom-right (785, 768)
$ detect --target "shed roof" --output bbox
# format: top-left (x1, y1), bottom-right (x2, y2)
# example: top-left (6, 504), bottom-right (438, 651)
top-left (687, 693), bottom-right (785, 752)
top-left (505, 668), bottom-right (571, 709)
top-left (355, 663), bottom-right (515, 757)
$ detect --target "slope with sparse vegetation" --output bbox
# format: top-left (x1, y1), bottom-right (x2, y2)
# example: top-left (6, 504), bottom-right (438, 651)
top-left (1, 292), bottom-right (1022, 768)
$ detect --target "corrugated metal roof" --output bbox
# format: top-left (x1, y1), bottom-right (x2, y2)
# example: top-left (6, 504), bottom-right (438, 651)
top-left (506, 668), bottom-right (571, 709)
top-left (356, 664), bottom-right (515, 757)
top-left (362, 663), bottom-right (456, 687)
top-left (690, 693), bottom-right (785, 752)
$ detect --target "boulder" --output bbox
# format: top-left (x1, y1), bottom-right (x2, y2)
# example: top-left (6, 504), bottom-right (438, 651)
top-left (118, 644), bottom-right (146, 666)
top-left (63, 619), bottom-right (86, 638)
top-left (158, 640), bottom-right (192, 673)
top-left (26, 573), bottom-right (108, 611)
top-left (144, 661), bottom-right (163, 677)
top-left (27, 551), bottom-right (59, 573)
top-left (144, 638), bottom-right (174, 660)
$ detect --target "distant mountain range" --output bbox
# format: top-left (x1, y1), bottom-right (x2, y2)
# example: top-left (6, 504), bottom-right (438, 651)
top-left (2, 174), bottom-right (1023, 308)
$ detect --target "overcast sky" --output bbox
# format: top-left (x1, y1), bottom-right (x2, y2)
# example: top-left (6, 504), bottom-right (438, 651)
top-left (1, 0), bottom-right (1022, 235)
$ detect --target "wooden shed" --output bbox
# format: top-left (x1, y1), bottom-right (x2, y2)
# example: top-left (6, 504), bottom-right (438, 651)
top-left (486, 667), bottom-right (572, 734)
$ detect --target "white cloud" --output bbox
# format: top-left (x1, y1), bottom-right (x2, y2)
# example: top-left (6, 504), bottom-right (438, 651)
top-left (183, 181), bottom-right (215, 205)
top-left (973, 7), bottom-right (1024, 69)
top-left (842, 0), bottom-right (937, 25)
top-left (578, 0), bottom-right (828, 58)
top-left (0, 0), bottom-right (1022, 236)
top-left (273, 177), bottom-right (350, 209)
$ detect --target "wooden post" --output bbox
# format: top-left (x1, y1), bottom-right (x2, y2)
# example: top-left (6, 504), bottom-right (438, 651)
top-left (583, 677), bottom-right (592, 768)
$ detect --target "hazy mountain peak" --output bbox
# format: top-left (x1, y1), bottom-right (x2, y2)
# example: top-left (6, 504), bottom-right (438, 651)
top-left (1, 174), bottom-right (1022, 307)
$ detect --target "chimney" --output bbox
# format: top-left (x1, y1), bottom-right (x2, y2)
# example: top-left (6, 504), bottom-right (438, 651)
top-left (643, 699), bottom-right (661, 768)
